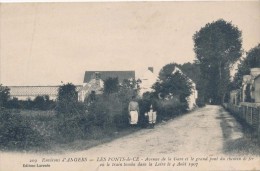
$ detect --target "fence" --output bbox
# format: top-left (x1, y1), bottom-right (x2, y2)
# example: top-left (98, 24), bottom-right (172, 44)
top-left (224, 102), bottom-right (260, 141)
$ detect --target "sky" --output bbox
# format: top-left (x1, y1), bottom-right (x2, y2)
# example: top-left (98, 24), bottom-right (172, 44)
top-left (0, 1), bottom-right (260, 86)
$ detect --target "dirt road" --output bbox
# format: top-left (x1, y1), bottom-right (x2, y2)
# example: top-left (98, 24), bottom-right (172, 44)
top-left (74, 105), bottom-right (259, 157)
top-left (1, 105), bottom-right (260, 171)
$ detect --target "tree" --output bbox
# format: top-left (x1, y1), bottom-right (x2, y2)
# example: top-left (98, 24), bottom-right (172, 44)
top-left (33, 96), bottom-right (45, 110)
top-left (193, 19), bottom-right (242, 104)
top-left (56, 83), bottom-right (79, 114)
top-left (0, 84), bottom-right (10, 108)
top-left (104, 77), bottom-right (119, 94)
top-left (232, 44), bottom-right (260, 89)
top-left (153, 63), bottom-right (193, 110)
top-left (33, 95), bottom-right (53, 110)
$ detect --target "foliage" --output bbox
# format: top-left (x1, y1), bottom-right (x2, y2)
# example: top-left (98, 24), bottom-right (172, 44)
top-left (0, 110), bottom-right (46, 150)
top-left (104, 77), bottom-right (119, 94)
top-left (232, 44), bottom-right (260, 89)
top-left (158, 63), bottom-right (177, 80)
top-left (6, 97), bottom-right (20, 109)
top-left (56, 83), bottom-right (79, 114)
top-left (121, 78), bottom-right (138, 89)
top-left (175, 62), bottom-right (201, 84)
top-left (193, 19), bottom-right (242, 104)
top-left (153, 63), bottom-right (193, 110)
top-left (5, 95), bottom-right (55, 111)
top-left (85, 91), bottom-right (96, 104)
top-left (0, 84), bottom-right (10, 108)
top-left (176, 62), bottom-right (206, 107)
top-left (138, 92), bottom-right (159, 127)
top-left (55, 83), bottom-right (87, 142)
top-left (33, 95), bottom-right (55, 110)
top-left (55, 114), bottom-right (88, 142)
top-left (33, 96), bottom-right (45, 109)
top-left (157, 99), bottom-right (186, 119)
top-left (85, 79), bottom-right (137, 131)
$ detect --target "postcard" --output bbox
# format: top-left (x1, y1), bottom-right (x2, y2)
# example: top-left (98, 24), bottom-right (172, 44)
top-left (0, 1), bottom-right (259, 171)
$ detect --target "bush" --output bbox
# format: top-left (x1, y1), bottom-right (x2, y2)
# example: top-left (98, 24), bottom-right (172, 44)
top-left (6, 96), bottom-right (55, 111)
top-left (6, 97), bottom-right (20, 109)
top-left (55, 114), bottom-right (88, 143)
top-left (0, 110), bottom-right (47, 150)
top-left (56, 83), bottom-right (79, 114)
top-left (156, 100), bottom-right (186, 120)
top-left (86, 86), bottom-right (135, 131)
top-left (104, 77), bottom-right (119, 94)
top-left (196, 96), bottom-right (206, 107)
top-left (87, 94), bottom-right (123, 130)
top-left (0, 85), bottom-right (10, 108)
top-left (54, 81), bottom-right (136, 143)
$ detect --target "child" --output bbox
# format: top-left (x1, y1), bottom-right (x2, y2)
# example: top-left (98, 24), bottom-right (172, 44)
top-left (145, 105), bottom-right (157, 128)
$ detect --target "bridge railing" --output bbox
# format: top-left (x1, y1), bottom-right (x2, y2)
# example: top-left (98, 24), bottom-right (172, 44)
top-left (224, 102), bottom-right (260, 141)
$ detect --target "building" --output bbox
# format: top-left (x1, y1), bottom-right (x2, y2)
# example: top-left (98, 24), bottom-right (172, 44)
top-left (254, 75), bottom-right (260, 103)
top-left (138, 67), bottom-right (158, 96)
top-left (8, 85), bottom-right (82, 101)
top-left (78, 70), bottom-right (135, 102)
top-left (172, 67), bottom-right (198, 110)
top-left (8, 71), bottom-right (135, 102)
top-left (83, 71), bottom-right (135, 84)
top-left (241, 68), bottom-right (260, 103)
top-left (230, 68), bottom-right (260, 105)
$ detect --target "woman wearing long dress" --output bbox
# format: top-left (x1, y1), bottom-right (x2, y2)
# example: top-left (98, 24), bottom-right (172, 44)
top-left (128, 96), bottom-right (140, 126)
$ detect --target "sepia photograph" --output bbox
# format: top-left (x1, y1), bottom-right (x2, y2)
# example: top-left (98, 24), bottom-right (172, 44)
top-left (0, 0), bottom-right (260, 170)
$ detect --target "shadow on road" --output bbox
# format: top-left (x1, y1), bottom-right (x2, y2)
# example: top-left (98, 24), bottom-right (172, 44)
top-left (218, 107), bottom-right (260, 156)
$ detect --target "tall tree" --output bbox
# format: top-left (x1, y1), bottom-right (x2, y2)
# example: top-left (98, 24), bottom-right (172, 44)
top-left (193, 19), bottom-right (242, 104)
top-left (153, 63), bottom-right (193, 109)
top-left (232, 44), bottom-right (260, 89)
top-left (56, 83), bottom-right (79, 114)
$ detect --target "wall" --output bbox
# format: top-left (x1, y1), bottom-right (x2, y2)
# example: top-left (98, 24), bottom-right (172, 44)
top-left (254, 76), bottom-right (260, 103)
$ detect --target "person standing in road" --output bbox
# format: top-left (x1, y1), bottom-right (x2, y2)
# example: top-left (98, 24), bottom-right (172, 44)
top-left (128, 96), bottom-right (139, 126)
top-left (145, 104), bottom-right (157, 128)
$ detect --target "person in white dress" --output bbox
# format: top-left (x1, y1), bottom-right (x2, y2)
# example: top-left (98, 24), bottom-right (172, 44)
top-left (128, 96), bottom-right (140, 126)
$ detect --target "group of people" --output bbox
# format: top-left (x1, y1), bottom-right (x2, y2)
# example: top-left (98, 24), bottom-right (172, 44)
top-left (128, 96), bottom-right (157, 128)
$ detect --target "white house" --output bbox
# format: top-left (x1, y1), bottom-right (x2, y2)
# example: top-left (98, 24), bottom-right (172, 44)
top-left (172, 67), bottom-right (198, 110)
top-left (78, 70), bottom-right (135, 102)
top-left (138, 66), bottom-right (198, 110)
top-left (138, 67), bottom-right (158, 96)
top-left (241, 68), bottom-right (260, 103)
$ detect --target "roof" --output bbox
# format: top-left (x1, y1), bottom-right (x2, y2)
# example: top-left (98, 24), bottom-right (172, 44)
top-left (8, 85), bottom-right (82, 97)
top-left (83, 71), bottom-right (135, 83)
top-left (172, 67), bottom-right (195, 84)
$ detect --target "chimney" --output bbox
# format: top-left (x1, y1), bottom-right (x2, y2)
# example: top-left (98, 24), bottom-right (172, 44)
top-left (95, 72), bottom-right (101, 80)
top-left (148, 67), bottom-right (154, 73)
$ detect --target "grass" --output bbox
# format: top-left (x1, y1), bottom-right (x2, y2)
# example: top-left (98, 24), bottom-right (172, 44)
top-left (0, 109), bottom-right (142, 154)
top-left (1, 101), bottom-right (192, 154)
